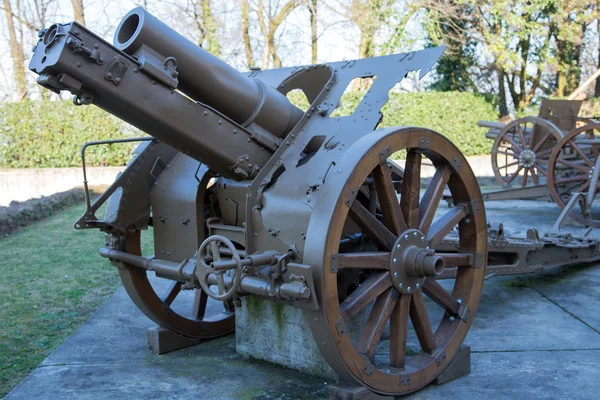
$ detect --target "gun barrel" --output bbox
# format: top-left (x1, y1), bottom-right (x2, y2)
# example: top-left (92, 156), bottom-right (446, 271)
top-left (114, 7), bottom-right (302, 138)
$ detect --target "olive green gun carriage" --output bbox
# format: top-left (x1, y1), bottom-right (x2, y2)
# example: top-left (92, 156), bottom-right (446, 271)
top-left (29, 7), bottom-right (600, 396)
top-left (478, 100), bottom-right (600, 226)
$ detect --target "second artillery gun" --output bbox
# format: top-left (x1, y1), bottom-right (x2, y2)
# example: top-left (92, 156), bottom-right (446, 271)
top-left (30, 7), bottom-right (488, 396)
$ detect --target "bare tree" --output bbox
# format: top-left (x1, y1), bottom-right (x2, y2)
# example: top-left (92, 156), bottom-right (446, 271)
top-left (167, 0), bottom-right (221, 56)
top-left (70, 0), bottom-right (85, 26)
top-left (2, 0), bottom-right (28, 100)
top-left (256, 0), bottom-right (303, 69)
top-left (308, 0), bottom-right (317, 63)
top-left (240, 0), bottom-right (255, 67)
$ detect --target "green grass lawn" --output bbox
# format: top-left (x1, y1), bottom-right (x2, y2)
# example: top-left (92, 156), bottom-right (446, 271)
top-left (0, 202), bottom-right (149, 397)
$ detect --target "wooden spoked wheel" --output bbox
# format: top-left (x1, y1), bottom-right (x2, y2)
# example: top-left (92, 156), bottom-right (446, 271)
top-left (117, 231), bottom-right (235, 338)
top-left (547, 123), bottom-right (600, 227)
top-left (491, 116), bottom-right (563, 188)
top-left (305, 127), bottom-right (487, 396)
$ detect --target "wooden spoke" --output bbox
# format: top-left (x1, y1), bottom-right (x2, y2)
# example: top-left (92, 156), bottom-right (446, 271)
top-left (409, 290), bottom-right (437, 354)
top-left (358, 288), bottom-right (399, 359)
top-left (568, 141), bottom-right (594, 167)
top-left (340, 272), bottom-right (393, 321)
top-left (528, 123), bottom-right (536, 149)
top-left (531, 168), bottom-right (539, 185)
top-left (400, 150), bottom-right (422, 228)
top-left (501, 160), bottom-right (520, 169)
top-left (336, 252), bottom-right (391, 270)
top-left (349, 200), bottom-right (397, 250)
top-left (521, 168), bottom-right (529, 186)
top-left (438, 252), bottom-right (474, 268)
top-left (536, 148), bottom-right (554, 158)
top-left (502, 135), bottom-right (523, 153)
top-left (516, 124), bottom-right (527, 149)
top-left (497, 150), bottom-right (519, 157)
top-left (505, 166), bottom-right (523, 184)
top-left (556, 174), bottom-right (589, 184)
top-left (418, 166), bottom-right (452, 234)
top-left (193, 289), bottom-right (208, 320)
top-left (373, 163), bottom-right (408, 235)
top-left (422, 278), bottom-right (460, 315)
top-left (575, 180), bottom-right (591, 193)
top-left (427, 203), bottom-right (468, 248)
top-left (390, 294), bottom-right (411, 368)
top-left (535, 164), bottom-right (547, 176)
top-left (532, 131), bottom-right (552, 152)
top-left (557, 158), bottom-right (590, 173)
top-left (160, 281), bottom-right (182, 306)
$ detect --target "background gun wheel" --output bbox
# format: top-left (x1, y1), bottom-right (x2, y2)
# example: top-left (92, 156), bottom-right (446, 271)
top-left (547, 123), bottom-right (600, 227)
top-left (117, 231), bottom-right (235, 339)
top-left (491, 116), bottom-right (562, 188)
top-left (305, 127), bottom-right (487, 396)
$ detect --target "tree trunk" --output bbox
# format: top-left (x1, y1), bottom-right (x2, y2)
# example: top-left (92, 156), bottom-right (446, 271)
top-left (308, 0), bottom-right (317, 64)
top-left (497, 67), bottom-right (508, 118)
top-left (3, 0), bottom-right (27, 101)
top-left (240, 0), bottom-right (255, 68)
top-left (71, 0), bottom-right (85, 26)
top-left (201, 0), bottom-right (220, 56)
top-left (595, 31), bottom-right (600, 97)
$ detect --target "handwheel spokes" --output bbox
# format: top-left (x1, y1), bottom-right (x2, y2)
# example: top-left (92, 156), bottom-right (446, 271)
top-left (409, 290), bottom-right (437, 354)
top-left (418, 166), bottom-right (452, 235)
top-left (373, 163), bottom-right (408, 235)
top-left (340, 272), bottom-right (393, 320)
top-left (358, 288), bottom-right (399, 359)
top-left (400, 150), bottom-right (422, 228)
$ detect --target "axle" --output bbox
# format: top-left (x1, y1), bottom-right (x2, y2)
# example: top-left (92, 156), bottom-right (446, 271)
top-left (99, 247), bottom-right (311, 301)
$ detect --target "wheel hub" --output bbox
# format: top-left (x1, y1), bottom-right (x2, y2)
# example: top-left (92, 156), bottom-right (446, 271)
top-left (389, 229), bottom-right (445, 295)
top-left (518, 149), bottom-right (536, 168)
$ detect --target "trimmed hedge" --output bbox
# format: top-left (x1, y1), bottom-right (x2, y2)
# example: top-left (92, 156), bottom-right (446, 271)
top-left (1, 91), bottom-right (497, 168)
top-left (0, 101), bottom-right (140, 168)
top-left (289, 90), bottom-right (498, 157)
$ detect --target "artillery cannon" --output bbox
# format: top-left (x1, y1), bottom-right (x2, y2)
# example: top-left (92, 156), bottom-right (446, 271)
top-left (30, 7), bottom-right (488, 396)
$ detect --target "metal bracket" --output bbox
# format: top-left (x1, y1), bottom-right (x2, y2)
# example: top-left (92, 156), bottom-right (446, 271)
top-left (344, 188), bottom-right (358, 207)
top-left (451, 156), bottom-right (462, 171)
top-left (400, 374), bottom-right (411, 385)
top-left (105, 55), bottom-right (130, 86)
top-left (330, 254), bottom-right (339, 273)
top-left (435, 351), bottom-right (447, 366)
top-left (418, 137), bottom-right (431, 149)
top-left (66, 36), bottom-right (104, 64)
top-left (474, 252), bottom-right (483, 269)
top-left (362, 359), bottom-right (375, 376)
top-left (336, 318), bottom-right (347, 336)
top-left (378, 146), bottom-right (392, 164)
top-left (149, 157), bottom-right (167, 182)
top-left (457, 304), bottom-right (470, 322)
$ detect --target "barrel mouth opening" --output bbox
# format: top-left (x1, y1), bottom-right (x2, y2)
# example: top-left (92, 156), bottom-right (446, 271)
top-left (116, 13), bottom-right (140, 46)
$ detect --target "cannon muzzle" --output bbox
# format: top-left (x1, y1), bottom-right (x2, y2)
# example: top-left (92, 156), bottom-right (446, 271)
top-left (29, 8), bottom-right (306, 180)
top-left (114, 7), bottom-right (302, 138)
